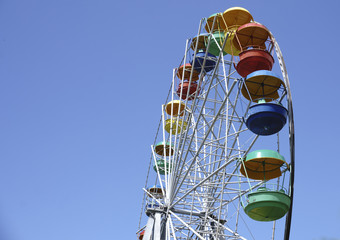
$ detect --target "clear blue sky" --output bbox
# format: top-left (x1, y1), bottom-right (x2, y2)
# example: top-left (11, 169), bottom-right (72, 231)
top-left (0, 0), bottom-right (339, 239)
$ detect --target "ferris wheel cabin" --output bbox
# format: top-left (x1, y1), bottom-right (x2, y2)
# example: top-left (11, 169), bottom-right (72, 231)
top-left (241, 70), bottom-right (285, 102)
top-left (205, 13), bottom-right (226, 32)
top-left (154, 141), bottom-right (174, 156)
top-left (244, 187), bottom-right (291, 222)
top-left (207, 30), bottom-right (227, 56)
top-left (233, 22), bottom-right (270, 51)
top-left (176, 81), bottom-right (200, 100)
top-left (165, 118), bottom-right (188, 135)
top-left (236, 49), bottom-right (274, 78)
top-left (222, 7), bottom-right (253, 30)
top-left (241, 150), bottom-right (291, 221)
top-left (191, 50), bottom-right (217, 73)
top-left (191, 34), bottom-right (209, 51)
top-left (246, 99), bottom-right (288, 136)
top-left (147, 185), bottom-right (164, 199)
top-left (153, 159), bottom-right (171, 175)
top-left (240, 149), bottom-right (288, 180)
top-left (165, 100), bottom-right (186, 117)
top-left (177, 63), bottom-right (199, 81)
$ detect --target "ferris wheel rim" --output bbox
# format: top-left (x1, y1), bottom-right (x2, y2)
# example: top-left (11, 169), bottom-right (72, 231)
top-left (271, 34), bottom-right (295, 240)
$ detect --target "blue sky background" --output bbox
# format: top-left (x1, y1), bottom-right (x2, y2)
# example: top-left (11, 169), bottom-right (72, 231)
top-left (0, 0), bottom-right (339, 239)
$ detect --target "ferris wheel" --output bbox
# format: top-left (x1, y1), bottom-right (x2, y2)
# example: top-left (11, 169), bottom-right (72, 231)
top-left (137, 6), bottom-right (295, 240)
